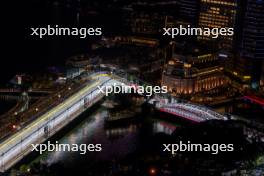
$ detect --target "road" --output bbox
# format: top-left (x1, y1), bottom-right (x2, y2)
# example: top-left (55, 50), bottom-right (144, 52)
top-left (0, 72), bottom-right (227, 172)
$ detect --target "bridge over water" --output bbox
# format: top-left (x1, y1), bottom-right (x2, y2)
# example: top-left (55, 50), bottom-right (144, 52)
top-left (0, 72), bottom-right (227, 172)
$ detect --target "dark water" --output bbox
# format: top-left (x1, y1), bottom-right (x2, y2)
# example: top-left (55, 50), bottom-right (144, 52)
top-left (20, 106), bottom-right (179, 172)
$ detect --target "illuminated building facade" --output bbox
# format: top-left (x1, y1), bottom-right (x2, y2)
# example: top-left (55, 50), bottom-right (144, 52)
top-left (162, 53), bottom-right (229, 95)
top-left (129, 12), bottom-right (164, 35)
top-left (198, 0), bottom-right (238, 50)
top-left (123, 2), bottom-right (178, 36)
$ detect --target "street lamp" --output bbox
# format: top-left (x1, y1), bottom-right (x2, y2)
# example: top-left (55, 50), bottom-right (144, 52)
top-left (149, 168), bottom-right (157, 175)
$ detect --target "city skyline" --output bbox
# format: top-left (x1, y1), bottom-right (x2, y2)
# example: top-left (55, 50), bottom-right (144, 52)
top-left (1, 0), bottom-right (264, 175)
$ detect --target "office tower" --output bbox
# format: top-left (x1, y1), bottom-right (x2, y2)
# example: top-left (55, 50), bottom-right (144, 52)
top-left (178, 0), bottom-right (199, 26)
top-left (121, 1), bottom-right (179, 36)
top-left (198, 0), bottom-right (238, 51)
top-left (241, 0), bottom-right (264, 60)
top-left (260, 61), bottom-right (264, 90)
top-left (240, 0), bottom-right (264, 88)
top-left (233, 0), bottom-right (264, 88)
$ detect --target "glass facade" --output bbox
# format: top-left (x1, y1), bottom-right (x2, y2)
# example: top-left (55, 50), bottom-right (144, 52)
top-left (236, 0), bottom-right (264, 87)
top-left (198, 0), bottom-right (238, 50)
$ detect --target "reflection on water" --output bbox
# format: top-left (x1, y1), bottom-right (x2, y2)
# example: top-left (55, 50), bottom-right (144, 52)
top-left (105, 124), bottom-right (139, 138)
top-left (44, 110), bottom-right (108, 165)
top-left (32, 107), bottom-right (179, 169)
top-left (153, 120), bottom-right (178, 135)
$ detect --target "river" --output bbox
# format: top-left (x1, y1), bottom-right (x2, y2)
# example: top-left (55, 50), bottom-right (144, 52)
top-left (14, 103), bottom-right (181, 174)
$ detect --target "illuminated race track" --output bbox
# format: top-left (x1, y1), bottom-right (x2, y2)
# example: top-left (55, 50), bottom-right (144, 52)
top-left (0, 72), bottom-right (227, 172)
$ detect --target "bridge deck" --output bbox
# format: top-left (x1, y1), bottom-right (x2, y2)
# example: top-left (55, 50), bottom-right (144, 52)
top-left (0, 72), bottom-right (227, 172)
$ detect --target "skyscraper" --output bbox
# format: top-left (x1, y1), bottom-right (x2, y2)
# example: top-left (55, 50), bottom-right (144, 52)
top-left (178, 0), bottom-right (199, 26)
top-left (235, 0), bottom-right (264, 88)
top-left (198, 0), bottom-right (238, 51)
top-left (241, 0), bottom-right (264, 60)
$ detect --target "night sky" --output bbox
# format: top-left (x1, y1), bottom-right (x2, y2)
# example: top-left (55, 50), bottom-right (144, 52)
top-left (1, 0), bottom-right (126, 84)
